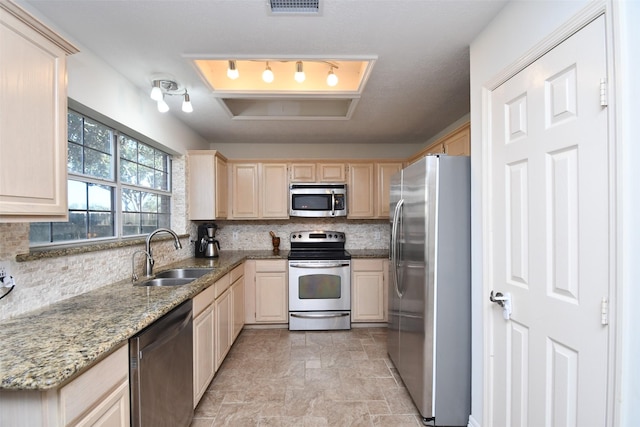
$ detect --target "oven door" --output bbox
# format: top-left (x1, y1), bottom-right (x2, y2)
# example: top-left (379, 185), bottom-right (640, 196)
top-left (288, 260), bottom-right (351, 311)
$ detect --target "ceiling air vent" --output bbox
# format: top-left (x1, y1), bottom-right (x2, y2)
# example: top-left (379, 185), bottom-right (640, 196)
top-left (269, 0), bottom-right (320, 15)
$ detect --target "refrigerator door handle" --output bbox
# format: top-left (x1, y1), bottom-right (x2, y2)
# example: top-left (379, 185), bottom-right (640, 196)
top-left (391, 198), bottom-right (404, 297)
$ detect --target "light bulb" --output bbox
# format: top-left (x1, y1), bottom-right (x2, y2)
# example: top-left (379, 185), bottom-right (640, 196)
top-left (182, 93), bottom-right (193, 113)
top-left (294, 61), bottom-right (305, 83)
top-left (326, 69), bottom-right (338, 87)
top-left (150, 81), bottom-right (163, 101)
top-left (262, 63), bottom-right (274, 83)
top-left (227, 60), bottom-right (239, 80)
top-left (157, 98), bottom-right (169, 113)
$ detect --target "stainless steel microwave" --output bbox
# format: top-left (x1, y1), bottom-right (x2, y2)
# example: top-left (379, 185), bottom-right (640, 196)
top-left (289, 183), bottom-right (347, 217)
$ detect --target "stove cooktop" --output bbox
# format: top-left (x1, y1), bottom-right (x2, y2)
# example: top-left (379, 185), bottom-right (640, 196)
top-left (287, 249), bottom-right (351, 261)
top-left (288, 230), bottom-right (350, 260)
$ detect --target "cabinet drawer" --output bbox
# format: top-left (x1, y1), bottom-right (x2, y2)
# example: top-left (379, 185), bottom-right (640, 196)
top-left (214, 273), bottom-right (231, 299)
top-left (230, 264), bottom-right (244, 283)
top-left (255, 259), bottom-right (286, 272)
top-left (193, 285), bottom-right (215, 317)
top-left (60, 344), bottom-right (128, 425)
top-left (352, 259), bottom-right (384, 271)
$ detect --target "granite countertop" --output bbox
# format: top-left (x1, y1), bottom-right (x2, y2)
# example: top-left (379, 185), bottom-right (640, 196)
top-left (0, 248), bottom-right (386, 391)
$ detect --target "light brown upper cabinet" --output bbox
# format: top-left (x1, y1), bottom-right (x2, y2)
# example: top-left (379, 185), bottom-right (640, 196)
top-left (230, 162), bottom-right (288, 219)
top-left (187, 150), bottom-right (228, 220)
top-left (348, 163), bottom-right (375, 218)
top-left (407, 122), bottom-right (470, 165)
top-left (0, 2), bottom-right (78, 222)
top-left (348, 161), bottom-right (403, 219)
top-left (290, 162), bottom-right (346, 183)
top-left (376, 162), bottom-right (403, 218)
top-left (290, 163), bottom-right (316, 182)
top-left (261, 163), bottom-right (289, 218)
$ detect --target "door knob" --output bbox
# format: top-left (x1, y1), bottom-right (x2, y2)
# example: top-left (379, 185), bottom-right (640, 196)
top-left (490, 291), bottom-right (512, 320)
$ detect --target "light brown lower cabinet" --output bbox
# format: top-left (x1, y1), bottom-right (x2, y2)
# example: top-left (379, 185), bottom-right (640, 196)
top-left (193, 263), bottom-right (244, 407)
top-left (0, 344), bottom-right (129, 427)
top-left (244, 259), bottom-right (288, 324)
top-left (351, 259), bottom-right (389, 323)
top-left (214, 287), bottom-right (232, 371)
top-left (192, 285), bottom-right (216, 407)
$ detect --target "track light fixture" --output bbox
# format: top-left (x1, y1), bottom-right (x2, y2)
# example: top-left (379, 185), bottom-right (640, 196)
top-left (157, 97), bottom-right (170, 113)
top-left (262, 62), bottom-right (274, 83)
top-left (326, 66), bottom-right (338, 87)
top-left (149, 78), bottom-right (193, 113)
top-left (150, 80), bottom-right (163, 101)
top-left (294, 61), bottom-right (305, 83)
top-left (224, 60), bottom-right (340, 87)
top-left (227, 60), bottom-right (239, 80)
top-left (182, 91), bottom-right (193, 113)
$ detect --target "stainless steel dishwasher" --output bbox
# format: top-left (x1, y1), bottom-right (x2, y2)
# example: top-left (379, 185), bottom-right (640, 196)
top-left (130, 299), bottom-right (193, 427)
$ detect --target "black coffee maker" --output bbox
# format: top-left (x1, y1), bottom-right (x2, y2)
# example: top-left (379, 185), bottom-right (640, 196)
top-left (195, 223), bottom-right (220, 258)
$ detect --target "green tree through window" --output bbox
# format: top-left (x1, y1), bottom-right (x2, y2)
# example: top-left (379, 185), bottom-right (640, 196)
top-left (29, 110), bottom-right (172, 245)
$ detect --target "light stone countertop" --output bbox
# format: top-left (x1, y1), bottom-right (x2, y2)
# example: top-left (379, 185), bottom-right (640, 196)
top-left (0, 249), bottom-right (387, 391)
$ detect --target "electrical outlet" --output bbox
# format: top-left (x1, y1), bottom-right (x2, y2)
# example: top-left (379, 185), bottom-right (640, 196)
top-left (374, 231), bottom-right (381, 240)
top-left (233, 231), bottom-right (239, 240)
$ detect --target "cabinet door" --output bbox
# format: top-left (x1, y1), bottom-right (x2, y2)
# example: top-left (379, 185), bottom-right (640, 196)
top-left (255, 272), bottom-right (288, 323)
top-left (443, 125), bottom-right (470, 155)
top-left (215, 155), bottom-right (228, 218)
top-left (231, 277), bottom-right (245, 340)
top-left (425, 143), bottom-right (444, 154)
top-left (348, 163), bottom-right (375, 218)
top-left (352, 271), bottom-right (385, 322)
top-left (376, 162), bottom-right (403, 218)
top-left (74, 380), bottom-right (129, 427)
top-left (193, 304), bottom-right (215, 407)
top-left (290, 163), bottom-right (316, 182)
top-left (317, 163), bottom-right (346, 182)
top-left (0, 5), bottom-right (77, 221)
top-left (214, 289), bottom-right (232, 371)
top-left (261, 163), bottom-right (288, 218)
top-left (59, 344), bottom-right (129, 426)
top-left (188, 151), bottom-right (227, 220)
top-left (231, 163), bottom-right (259, 218)
top-left (352, 259), bottom-right (387, 322)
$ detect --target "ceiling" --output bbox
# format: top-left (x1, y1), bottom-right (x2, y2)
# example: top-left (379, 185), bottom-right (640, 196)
top-left (21, 0), bottom-right (507, 146)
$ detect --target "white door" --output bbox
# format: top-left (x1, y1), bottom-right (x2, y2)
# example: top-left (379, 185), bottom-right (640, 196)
top-left (486, 15), bottom-right (610, 426)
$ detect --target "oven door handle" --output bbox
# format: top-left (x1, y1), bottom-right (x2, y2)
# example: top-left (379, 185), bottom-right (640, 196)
top-left (290, 313), bottom-right (350, 319)
top-left (289, 262), bottom-right (350, 268)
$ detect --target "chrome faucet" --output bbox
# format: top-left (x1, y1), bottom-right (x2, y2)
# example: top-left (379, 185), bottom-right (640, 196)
top-left (144, 228), bottom-right (183, 277)
top-left (131, 250), bottom-right (153, 283)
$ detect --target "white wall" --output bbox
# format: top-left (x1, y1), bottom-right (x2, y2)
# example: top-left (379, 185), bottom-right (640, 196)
top-left (66, 52), bottom-right (210, 155)
top-left (210, 141), bottom-right (420, 160)
top-left (469, 1), bottom-right (592, 425)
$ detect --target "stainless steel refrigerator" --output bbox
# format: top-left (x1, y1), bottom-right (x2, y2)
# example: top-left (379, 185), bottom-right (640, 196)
top-left (388, 155), bottom-right (471, 426)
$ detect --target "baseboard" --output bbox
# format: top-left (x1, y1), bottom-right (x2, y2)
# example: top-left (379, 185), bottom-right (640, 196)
top-left (468, 414), bottom-right (481, 427)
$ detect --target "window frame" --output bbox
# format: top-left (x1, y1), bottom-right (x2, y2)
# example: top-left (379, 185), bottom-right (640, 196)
top-left (29, 107), bottom-right (173, 248)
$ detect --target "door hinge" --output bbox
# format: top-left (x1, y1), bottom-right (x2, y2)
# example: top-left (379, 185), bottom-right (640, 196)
top-left (601, 297), bottom-right (609, 325)
top-left (600, 78), bottom-right (608, 107)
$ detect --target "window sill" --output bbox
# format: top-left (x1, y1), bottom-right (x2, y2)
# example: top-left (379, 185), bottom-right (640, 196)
top-left (17, 234), bottom-right (190, 262)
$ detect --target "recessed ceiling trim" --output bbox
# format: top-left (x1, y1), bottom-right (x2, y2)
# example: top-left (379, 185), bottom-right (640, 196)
top-left (216, 96), bottom-right (360, 120)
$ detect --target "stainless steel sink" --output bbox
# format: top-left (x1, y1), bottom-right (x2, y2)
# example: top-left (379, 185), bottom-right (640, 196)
top-left (135, 277), bottom-right (194, 287)
top-left (154, 268), bottom-right (214, 279)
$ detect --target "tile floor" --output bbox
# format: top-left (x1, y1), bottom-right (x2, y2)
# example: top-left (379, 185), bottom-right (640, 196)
top-left (190, 327), bottom-right (426, 426)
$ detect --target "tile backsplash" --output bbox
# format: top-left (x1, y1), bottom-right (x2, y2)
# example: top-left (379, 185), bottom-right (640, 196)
top-left (193, 219), bottom-right (389, 252)
top-left (0, 217), bottom-right (389, 320)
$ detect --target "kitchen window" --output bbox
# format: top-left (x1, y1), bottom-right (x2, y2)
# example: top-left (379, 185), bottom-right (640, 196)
top-left (29, 110), bottom-right (172, 246)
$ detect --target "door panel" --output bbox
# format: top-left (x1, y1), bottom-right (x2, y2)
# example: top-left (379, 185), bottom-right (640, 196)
top-left (488, 15), bottom-right (610, 427)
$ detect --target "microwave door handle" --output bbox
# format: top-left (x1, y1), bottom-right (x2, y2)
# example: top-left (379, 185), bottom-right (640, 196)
top-left (331, 190), bottom-right (336, 216)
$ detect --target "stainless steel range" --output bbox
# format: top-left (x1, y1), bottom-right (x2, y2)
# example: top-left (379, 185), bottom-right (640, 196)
top-left (288, 231), bottom-right (351, 330)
